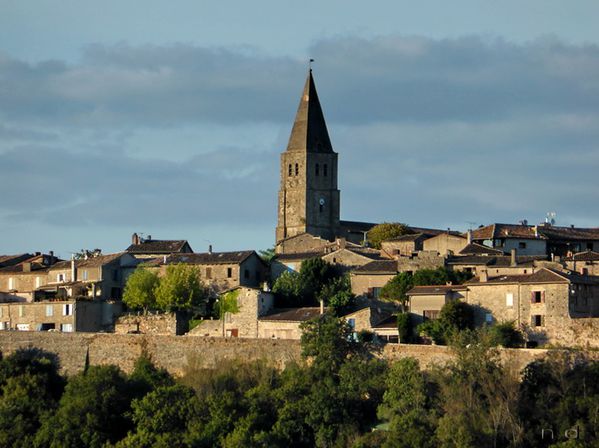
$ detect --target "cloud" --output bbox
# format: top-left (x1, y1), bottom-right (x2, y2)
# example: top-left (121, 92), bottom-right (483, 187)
top-left (1, 34), bottom-right (599, 254)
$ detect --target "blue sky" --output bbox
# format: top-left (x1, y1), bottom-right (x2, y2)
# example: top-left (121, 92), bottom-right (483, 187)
top-left (1, 1), bottom-right (599, 258)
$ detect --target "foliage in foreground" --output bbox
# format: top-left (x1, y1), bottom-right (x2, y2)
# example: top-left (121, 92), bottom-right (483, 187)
top-left (1, 322), bottom-right (598, 447)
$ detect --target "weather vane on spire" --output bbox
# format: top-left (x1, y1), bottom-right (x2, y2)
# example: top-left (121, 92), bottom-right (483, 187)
top-left (309, 58), bottom-right (315, 71)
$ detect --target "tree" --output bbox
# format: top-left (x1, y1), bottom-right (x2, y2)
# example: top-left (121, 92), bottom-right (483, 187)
top-left (117, 385), bottom-right (201, 448)
top-left (128, 352), bottom-right (174, 400)
top-left (418, 300), bottom-right (474, 345)
top-left (316, 275), bottom-right (355, 311)
top-left (272, 271), bottom-right (303, 307)
top-left (123, 268), bottom-right (160, 312)
top-left (367, 222), bottom-right (411, 249)
top-left (377, 358), bottom-right (438, 448)
top-left (154, 264), bottom-right (207, 312)
top-left (486, 321), bottom-right (525, 348)
top-left (297, 258), bottom-right (337, 303)
top-left (36, 365), bottom-right (134, 448)
top-left (380, 272), bottom-right (413, 306)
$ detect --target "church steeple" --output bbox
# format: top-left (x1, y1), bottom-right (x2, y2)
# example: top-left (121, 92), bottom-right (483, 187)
top-left (286, 70), bottom-right (333, 153)
top-left (276, 69), bottom-right (340, 245)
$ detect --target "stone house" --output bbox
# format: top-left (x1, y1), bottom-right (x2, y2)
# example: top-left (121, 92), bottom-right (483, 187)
top-left (380, 233), bottom-right (431, 257)
top-left (465, 268), bottom-right (599, 345)
top-left (446, 252), bottom-right (545, 277)
top-left (258, 307), bottom-right (324, 340)
top-left (422, 233), bottom-right (468, 256)
top-left (0, 299), bottom-right (121, 332)
top-left (564, 251), bottom-right (599, 276)
top-left (406, 285), bottom-right (468, 326)
top-left (471, 223), bottom-right (547, 256)
top-left (539, 226), bottom-right (599, 257)
top-left (126, 234), bottom-right (193, 259)
top-left (44, 253), bottom-right (138, 301)
top-left (341, 301), bottom-right (400, 342)
top-left (0, 253), bottom-right (60, 302)
top-left (144, 251), bottom-right (269, 296)
top-left (350, 260), bottom-right (398, 299)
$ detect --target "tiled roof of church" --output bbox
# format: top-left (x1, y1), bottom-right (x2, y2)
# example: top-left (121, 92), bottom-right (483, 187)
top-left (286, 70), bottom-right (334, 153)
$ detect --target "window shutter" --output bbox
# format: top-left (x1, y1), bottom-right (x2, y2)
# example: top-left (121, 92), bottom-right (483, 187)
top-left (541, 291), bottom-right (546, 303)
top-left (367, 287), bottom-right (374, 298)
top-left (530, 291), bottom-right (535, 303)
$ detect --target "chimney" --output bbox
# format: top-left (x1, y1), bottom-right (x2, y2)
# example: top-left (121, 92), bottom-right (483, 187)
top-left (147, 235), bottom-right (152, 241)
top-left (163, 255), bottom-right (167, 264)
top-left (511, 249), bottom-right (517, 267)
top-left (208, 245), bottom-right (213, 255)
top-left (467, 229), bottom-right (472, 244)
top-left (533, 225), bottom-right (538, 237)
top-left (70, 255), bottom-right (77, 282)
top-left (336, 237), bottom-right (347, 249)
top-left (49, 251), bottom-right (54, 258)
top-left (479, 268), bottom-right (488, 283)
top-left (320, 299), bottom-right (325, 315)
top-left (132, 233), bottom-right (140, 245)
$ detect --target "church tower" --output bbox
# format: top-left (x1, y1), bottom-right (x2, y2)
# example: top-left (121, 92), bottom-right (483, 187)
top-left (276, 70), bottom-right (341, 243)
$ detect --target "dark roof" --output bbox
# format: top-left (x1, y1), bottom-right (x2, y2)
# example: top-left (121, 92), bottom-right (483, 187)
top-left (49, 253), bottom-right (125, 270)
top-left (260, 307), bottom-right (324, 322)
top-left (0, 254), bottom-right (32, 268)
top-left (275, 251), bottom-right (324, 262)
top-left (146, 251), bottom-right (258, 266)
top-left (471, 223), bottom-right (545, 241)
top-left (409, 226), bottom-right (461, 236)
top-left (372, 315), bottom-right (398, 329)
top-left (467, 268), bottom-right (599, 286)
top-left (447, 255), bottom-right (545, 267)
top-left (286, 70), bottom-right (333, 154)
top-left (459, 243), bottom-right (505, 256)
top-left (407, 285), bottom-right (468, 296)
top-left (565, 250), bottom-right (599, 262)
top-left (352, 260), bottom-right (397, 274)
top-left (126, 240), bottom-right (191, 254)
top-left (538, 226), bottom-right (599, 241)
top-left (0, 254), bottom-right (61, 274)
top-left (384, 233), bottom-right (428, 242)
top-left (340, 220), bottom-right (377, 233)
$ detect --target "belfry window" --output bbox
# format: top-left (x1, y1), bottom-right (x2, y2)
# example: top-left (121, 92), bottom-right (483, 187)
top-left (295, 163), bottom-right (299, 175)
top-left (315, 163), bottom-right (319, 176)
top-left (319, 204), bottom-right (324, 213)
top-left (288, 164), bottom-right (292, 176)
top-left (323, 164), bottom-right (328, 177)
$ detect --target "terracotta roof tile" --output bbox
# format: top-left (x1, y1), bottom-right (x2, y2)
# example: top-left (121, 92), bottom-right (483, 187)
top-left (260, 307), bottom-right (324, 322)
top-left (407, 285), bottom-right (468, 295)
top-left (565, 250), bottom-right (599, 262)
top-left (352, 260), bottom-right (397, 274)
top-left (126, 240), bottom-right (191, 254)
top-left (459, 243), bottom-right (505, 256)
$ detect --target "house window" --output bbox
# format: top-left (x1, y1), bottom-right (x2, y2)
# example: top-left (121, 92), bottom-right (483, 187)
top-left (288, 164), bottom-right (292, 176)
top-left (63, 304), bottom-right (73, 316)
top-left (60, 323), bottom-right (73, 333)
top-left (244, 269), bottom-right (250, 279)
top-left (485, 313), bottom-right (493, 323)
top-left (46, 305), bottom-right (53, 317)
top-left (227, 267), bottom-right (232, 278)
top-left (206, 267), bottom-right (212, 279)
top-left (519, 242), bottom-right (527, 249)
top-left (315, 163), bottom-right (319, 176)
top-left (319, 204), bottom-right (324, 213)
top-left (112, 270), bottom-right (119, 281)
top-left (506, 293), bottom-right (514, 307)
top-left (57, 273), bottom-right (65, 283)
top-left (531, 315), bottom-right (544, 327)
top-left (16, 324), bottom-right (30, 331)
top-left (347, 318), bottom-right (356, 329)
top-left (295, 163), bottom-right (299, 175)
top-left (531, 291), bottom-right (544, 304)
top-left (8, 277), bottom-right (15, 290)
top-left (423, 310), bottom-right (440, 320)
top-left (111, 288), bottom-right (122, 299)
top-left (82, 270), bottom-right (88, 281)
top-left (323, 164), bottom-right (328, 177)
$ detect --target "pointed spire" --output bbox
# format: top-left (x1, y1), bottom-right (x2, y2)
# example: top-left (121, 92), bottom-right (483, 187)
top-left (286, 70), bottom-right (334, 153)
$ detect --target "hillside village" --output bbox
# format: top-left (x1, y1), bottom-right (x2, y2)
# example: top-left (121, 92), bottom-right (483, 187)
top-left (2, 70), bottom-right (599, 348)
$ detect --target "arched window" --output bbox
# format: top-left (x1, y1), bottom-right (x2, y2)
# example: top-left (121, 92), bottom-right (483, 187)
top-left (315, 163), bottom-right (319, 176)
top-left (319, 204), bottom-right (324, 213)
top-left (295, 163), bottom-right (299, 176)
top-left (288, 164), bottom-right (292, 176)
top-left (323, 164), bottom-right (328, 177)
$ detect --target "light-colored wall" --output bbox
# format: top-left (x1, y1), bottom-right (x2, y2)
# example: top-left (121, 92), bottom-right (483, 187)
top-left (351, 273), bottom-right (395, 298)
top-left (492, 239), bottom-right (546, 256)
top-left (0, 301), bottom-right (76, 332)
top-left (423, 234), bottom-right (467, 255)
top-left (258, 320), bottom-right (303, 340)
top-left (224, 288), bottom-right (274, 338)
top-left (566, 261), bottom-right (599, 276)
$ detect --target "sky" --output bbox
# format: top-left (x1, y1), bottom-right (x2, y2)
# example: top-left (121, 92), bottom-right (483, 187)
top-left (1, 1), bottom-right (599, 259)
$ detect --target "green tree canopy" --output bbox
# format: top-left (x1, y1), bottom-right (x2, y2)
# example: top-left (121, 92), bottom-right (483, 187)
top-left (122, 267), bottom-right (160, 312)
top-left (367, 222), bottom-right (412, 249)
top-left (154, 264), bottom-right (207, 312)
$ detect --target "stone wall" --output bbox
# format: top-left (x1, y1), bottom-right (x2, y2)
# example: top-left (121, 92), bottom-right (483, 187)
top-left (114, 312), bottom-right (187, 336)
top-left (0, 332), bottom-right (595, 377)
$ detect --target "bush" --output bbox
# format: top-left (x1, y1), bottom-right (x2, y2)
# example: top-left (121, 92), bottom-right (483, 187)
top-left (487, 321), bottom-right (525, 348)
top-left (396, 312), bottom-right (412, 343)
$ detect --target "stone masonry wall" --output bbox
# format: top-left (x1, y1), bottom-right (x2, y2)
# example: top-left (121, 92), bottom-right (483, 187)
top-left (0, 332), bottom-right (578, 377)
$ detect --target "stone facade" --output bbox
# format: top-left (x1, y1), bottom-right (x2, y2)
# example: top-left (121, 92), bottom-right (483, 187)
top-left (422, 233), bottom-right (468, 256)
top-left (0, 300), bottom-right (121, 332)
top-left (276, 71), bottom-right (340, 244)
top-left (223, 287), bottom-right (275, 338)
top-left (114, 312), bottom-right (189, 336)
top-left (407, 286), bottom-right (468, 326)
top-left (381, 234), bottom-right (429, 257)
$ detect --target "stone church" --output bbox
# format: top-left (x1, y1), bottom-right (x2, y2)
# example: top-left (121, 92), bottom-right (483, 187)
top-left (275, 70), bottom-right (376, 254)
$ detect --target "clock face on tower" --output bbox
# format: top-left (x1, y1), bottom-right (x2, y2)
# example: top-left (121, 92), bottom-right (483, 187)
top-left (319, 198), bottom-right (325, 206)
